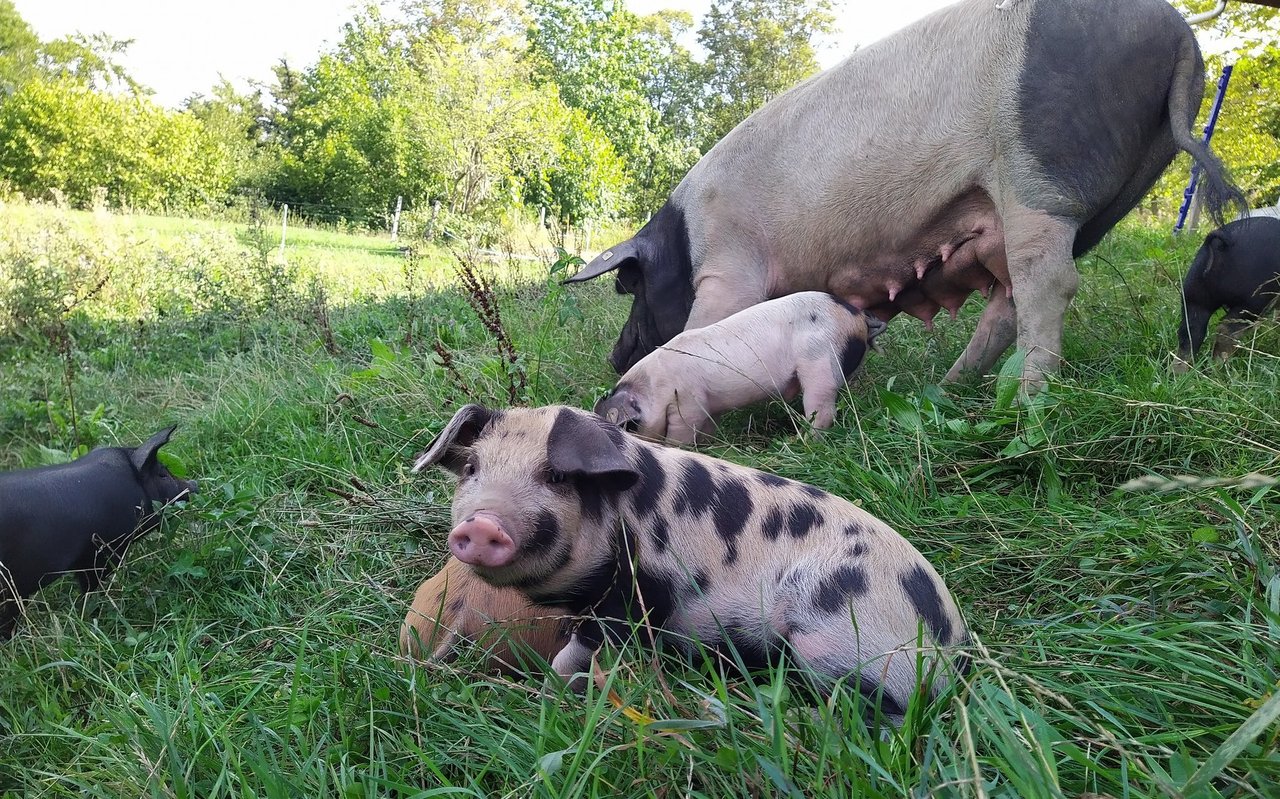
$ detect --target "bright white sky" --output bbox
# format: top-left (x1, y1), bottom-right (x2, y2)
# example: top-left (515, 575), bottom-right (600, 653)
top-left (13, 0), bottom-right (955, 108)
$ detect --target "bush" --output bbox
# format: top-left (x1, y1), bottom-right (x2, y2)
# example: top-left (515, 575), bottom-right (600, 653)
top-left (0, 78), bottom-right (237, 211)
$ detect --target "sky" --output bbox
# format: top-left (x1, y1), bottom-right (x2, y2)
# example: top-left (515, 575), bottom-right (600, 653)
top-left (12, 0), bottom-right (955, 108)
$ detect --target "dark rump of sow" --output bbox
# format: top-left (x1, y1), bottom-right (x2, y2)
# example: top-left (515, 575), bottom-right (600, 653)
top-left (1015, 0), bottom-right (1224, 254)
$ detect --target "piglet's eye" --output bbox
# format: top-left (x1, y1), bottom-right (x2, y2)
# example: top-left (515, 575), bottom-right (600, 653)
top-left (548, 470), bottom-right (565, 484)
top-left (461, 462), bottom-right (476, 477)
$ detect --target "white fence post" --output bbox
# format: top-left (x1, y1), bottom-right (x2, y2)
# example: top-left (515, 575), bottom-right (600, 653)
top-left (390, 195), bottom-right (402, 241)
top-left (278, 204), bottom-right (288, 261)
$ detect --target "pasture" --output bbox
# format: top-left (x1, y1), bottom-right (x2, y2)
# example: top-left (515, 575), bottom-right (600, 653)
top-left (0, 204), bottom-right (1278, 797)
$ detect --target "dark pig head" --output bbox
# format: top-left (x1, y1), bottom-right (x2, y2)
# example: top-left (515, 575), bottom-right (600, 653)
top-left (563, 204), bottom-right (695, 374)
top-left (132, 426), bottom-right (198, 514)
top-left (411, 405), bottom-right (639, 600)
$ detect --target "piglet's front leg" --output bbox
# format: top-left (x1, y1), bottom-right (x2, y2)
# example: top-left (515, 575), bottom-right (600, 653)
top-left (550, 633), bottom-right (595, 692)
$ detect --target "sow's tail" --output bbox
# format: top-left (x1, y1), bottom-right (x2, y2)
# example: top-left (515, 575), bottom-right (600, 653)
top-left (1167, 35), bottom-right (1248, 225)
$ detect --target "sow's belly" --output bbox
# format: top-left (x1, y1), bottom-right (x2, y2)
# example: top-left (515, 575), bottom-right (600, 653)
top-left (793, 197), bottom-right (1010, 328)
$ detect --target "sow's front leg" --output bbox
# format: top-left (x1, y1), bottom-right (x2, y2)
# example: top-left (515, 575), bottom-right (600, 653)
top-left (945, 288), bottom-right (1017, 382)
top-left (683, 251), bottom-right (769, 331)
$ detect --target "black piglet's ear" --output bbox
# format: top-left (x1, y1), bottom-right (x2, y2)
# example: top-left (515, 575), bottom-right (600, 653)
top-left (411, 405), bottom-right (494, 475)
top-left (131, 425), bottom-right (177, 472)
top-left (546, 408), bottom-right (639, 490)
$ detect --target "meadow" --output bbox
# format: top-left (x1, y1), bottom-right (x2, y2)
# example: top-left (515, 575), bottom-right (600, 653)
top-left (0, 201), bottom-right (1277, 798)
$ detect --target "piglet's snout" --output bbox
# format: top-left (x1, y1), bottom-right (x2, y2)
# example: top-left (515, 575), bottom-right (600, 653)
top-left (449, 513), bottom-right (516, 568)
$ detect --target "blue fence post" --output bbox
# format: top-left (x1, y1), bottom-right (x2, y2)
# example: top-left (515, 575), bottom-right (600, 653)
top-left (1174, 62), bottom-right (1234, 234)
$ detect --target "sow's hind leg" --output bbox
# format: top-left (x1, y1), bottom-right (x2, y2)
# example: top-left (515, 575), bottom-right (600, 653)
top-left (1000, 207), bottom-right (1080, 391)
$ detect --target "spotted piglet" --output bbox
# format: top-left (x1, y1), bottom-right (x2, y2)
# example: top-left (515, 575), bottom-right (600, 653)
top-left (594, 292), bottom-right (886, 445)
top-left (411, 404), bottom-right (967, 723)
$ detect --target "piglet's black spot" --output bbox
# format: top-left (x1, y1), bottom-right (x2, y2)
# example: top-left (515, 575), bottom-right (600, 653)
top-left (712, 477), bottom-right (753, 564)
top-left (808, 312), bottom-right (818, 323)
top-left (786, 503), bottom-right (823, 539)
top-left (843, 522), bottom-right (865, 537)
top-left (901, 565), bottom-right (954, 644)
top-left (693, 570), bottom-right (711, 593)
top-left (629, 446), bottom-right (666, 518)
top-left (778, 567), bottom-right (805, 589)
top-left (802, 484), bottom-right (826, 500)
top-left (855, 674), bottom-right (906, 720)
top-left (650, 518), bottom-right (670, 553)
top-left (840, 337), bottom-right (868, 380)
top-left (814, 565), bottom-right (868, 613)
top-left (762, 506), bottom-right (787, 541)
top-left (846, 542), bottom-right (868, 559)
top-left (674, 460), bottom-right (715, 517)
top-left (526, 510), bottom-right (561, 556)
top-left (757, 472), bottom-right (789, 489)
top-left (573, 478), bottom-right (608, 522)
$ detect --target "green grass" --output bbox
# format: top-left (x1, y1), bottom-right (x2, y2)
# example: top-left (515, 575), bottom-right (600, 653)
top-left (0, 204), bottom-right (1277, 797)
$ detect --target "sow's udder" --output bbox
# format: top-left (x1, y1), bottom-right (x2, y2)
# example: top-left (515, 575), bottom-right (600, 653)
top-left (449, 513), bottom-right (516, 568)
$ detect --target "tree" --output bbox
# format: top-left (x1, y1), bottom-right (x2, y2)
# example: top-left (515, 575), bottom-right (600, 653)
top-left (0, 0), bottom-right (39, 95)
top-left (264, 2), bottom-right (600, 228)
top-left (526, 0), bottom-right (700, 216)
top-left (0, 78), bottom-right (235, 210)
top-left (696, 0), bottom-right (834, 150)
top-left (184, 79), bottom-right (277, 196)
top-left (523, 105), bottom-right (625, 226)
top-left (37, 33), bottom-right (141, 93)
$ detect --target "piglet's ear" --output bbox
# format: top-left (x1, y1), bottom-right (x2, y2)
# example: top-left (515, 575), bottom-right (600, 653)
top-left (131, 425), bottom-right (177, 472)
top-left (412, 405), bottom-right (494, 474)
top-left (547, 408), bottom-right (639, 491)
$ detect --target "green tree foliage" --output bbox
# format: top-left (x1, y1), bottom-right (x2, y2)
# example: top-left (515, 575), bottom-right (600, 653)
top-left (37, 32), bottom-right (141, 93)
top-left (0, 0), bottom-right (843, 228)
top-left (522, 105), bottom-right (625, 226)
top-left (0, 78), bottom-right (236, 210)
top-left (0, 0), bottom-right (39, 95)
top-left (696, 0), bottom-right (834, 150)
top-left (0, 3), bottom-right (238, 210)
top-left (265, 2), bottom-right (624, 228)
top-left (184, 80), bottom-right (276, 195)
top-left (526, 0), bottom-right (699, 215)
